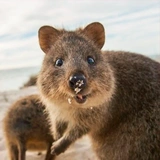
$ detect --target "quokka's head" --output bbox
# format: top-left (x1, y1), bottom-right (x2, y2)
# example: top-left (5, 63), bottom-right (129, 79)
top-left (37, 22), bottom-right (115, 108)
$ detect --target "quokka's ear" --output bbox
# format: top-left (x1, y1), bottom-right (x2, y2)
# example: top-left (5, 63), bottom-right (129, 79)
top-left (83, 22), bottom-right (105, 49)
top-left (38, 26), bottom-right (60, 53)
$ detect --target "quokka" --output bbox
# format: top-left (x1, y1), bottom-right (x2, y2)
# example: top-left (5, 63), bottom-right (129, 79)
top-left (3, 94), bottom-right (55, 160)
top-left (37, 22), bottom-right (160, 160)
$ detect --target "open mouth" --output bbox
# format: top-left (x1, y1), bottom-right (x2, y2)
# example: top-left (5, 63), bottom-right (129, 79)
top-left (75, 94), bottom-right (87, 104)
top-left (67, 93), bottom-right (90, 105)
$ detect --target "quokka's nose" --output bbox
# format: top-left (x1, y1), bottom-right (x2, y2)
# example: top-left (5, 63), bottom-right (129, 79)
top-left (69, 73), bottom-right (86, 93)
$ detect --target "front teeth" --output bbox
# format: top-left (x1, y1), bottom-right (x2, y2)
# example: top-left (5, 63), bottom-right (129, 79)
top-left (75, 87), bottom-right (81, 94)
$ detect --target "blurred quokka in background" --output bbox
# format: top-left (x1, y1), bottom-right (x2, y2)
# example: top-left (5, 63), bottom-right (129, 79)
top-left (3, 94), bottom-right (55, 160)
top-left (37, 22), bottom-right (160, 160)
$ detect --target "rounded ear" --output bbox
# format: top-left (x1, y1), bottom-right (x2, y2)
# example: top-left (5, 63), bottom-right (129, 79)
top-left (38, 26), bottom-right (60, 54)
top-left (83, 22), bottom-right (105, 49)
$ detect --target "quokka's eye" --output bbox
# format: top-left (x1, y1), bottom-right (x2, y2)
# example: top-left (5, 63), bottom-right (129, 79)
top-left (55, 58), bottom-right (63, 67)
top-left (87, 56), bottom-right (95, 65)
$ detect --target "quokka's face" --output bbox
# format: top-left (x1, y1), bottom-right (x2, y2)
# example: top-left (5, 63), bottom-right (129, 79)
top-left (37, 22), bottom-right (115, 108)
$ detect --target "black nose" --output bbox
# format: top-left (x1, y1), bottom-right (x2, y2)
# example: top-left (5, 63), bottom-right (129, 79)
top-left (69, 73), bottom-right (86, 93)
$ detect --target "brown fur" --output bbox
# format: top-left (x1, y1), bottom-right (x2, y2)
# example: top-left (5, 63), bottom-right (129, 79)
top-left (37, 22), bottom-right (160, 160)
top-left (3, 94), bottom-right (55, 160)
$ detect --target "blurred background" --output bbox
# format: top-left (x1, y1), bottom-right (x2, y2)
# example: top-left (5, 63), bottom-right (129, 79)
top-left (0, 0), bottom-right (160, 91)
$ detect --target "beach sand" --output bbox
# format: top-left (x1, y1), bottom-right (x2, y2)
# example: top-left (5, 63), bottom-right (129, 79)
top-left (0, 86), bottom-right (96, 160)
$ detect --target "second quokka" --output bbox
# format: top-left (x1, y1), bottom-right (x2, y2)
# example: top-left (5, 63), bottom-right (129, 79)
top-left (3, 94), bottom-right (56, 160)
top-left (37, 22), bottom-right (160, 160)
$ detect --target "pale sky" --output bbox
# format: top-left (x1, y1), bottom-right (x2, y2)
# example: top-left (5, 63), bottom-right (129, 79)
top-left (0, 0), bottom-right (160, 70)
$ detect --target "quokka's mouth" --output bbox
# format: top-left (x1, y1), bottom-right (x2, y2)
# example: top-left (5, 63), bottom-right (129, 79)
top-left (75, 94), bottom-right (87, 104)
top-left (67, 93), bottom-right (90, 105)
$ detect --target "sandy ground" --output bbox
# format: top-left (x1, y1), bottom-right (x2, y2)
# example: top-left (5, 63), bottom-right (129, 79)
top-left (0, 86), bottom-right (96, 160)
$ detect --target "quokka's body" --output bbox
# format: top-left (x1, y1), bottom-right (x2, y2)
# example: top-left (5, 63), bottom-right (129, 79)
top-left (37, 22), bottom-right (160, 160)
top-left (3, 94), bottom-right (55, 160)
